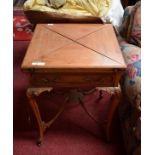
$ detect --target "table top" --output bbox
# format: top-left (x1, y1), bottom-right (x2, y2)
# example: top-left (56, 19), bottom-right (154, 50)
top-left (21, 24), bottom-right (126, 73)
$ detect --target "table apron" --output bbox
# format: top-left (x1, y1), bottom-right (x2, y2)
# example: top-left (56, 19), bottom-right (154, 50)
top-left (29, 72), bottom-right (122, 87)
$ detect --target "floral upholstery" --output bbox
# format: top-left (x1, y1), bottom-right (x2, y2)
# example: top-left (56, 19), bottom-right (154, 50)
top-left (119, 1), bottom-right (141, 47)
top-left (117, 1), bottom-right (141, 155)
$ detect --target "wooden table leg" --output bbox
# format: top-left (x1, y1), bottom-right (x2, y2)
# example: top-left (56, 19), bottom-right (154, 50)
top-left (27, 86), bottom-right (121, 144)
top-left (26, 88), bottom-right (53, 146)
top-left (97, 86), bottom-right (121, 142)
top-left (64, 89), bottom-right (102, 125)
top-left (44, 96), bottom-right (69, 128)
top-left (106, 88), bottom-right (121, 141)
top-left (78, 97), bottom-right (102, 125)
top-left (26, 87), bottom-right (68, 146)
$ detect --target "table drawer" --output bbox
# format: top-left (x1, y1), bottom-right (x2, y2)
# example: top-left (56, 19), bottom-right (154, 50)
top-left (30, 73), bottom-right (115, 87)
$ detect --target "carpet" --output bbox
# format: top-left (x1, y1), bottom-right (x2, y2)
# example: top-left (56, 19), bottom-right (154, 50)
top-left (13, 14), bottom-right (33, 41)
top-left (13, 40), bottom-right (126, 155)
top-left (13, 5), bottom-right (31, 40)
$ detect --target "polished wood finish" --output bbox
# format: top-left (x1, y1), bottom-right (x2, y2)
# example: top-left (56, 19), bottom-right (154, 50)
top-left (22, 24), bottom-right (126, 145)
top-left (97, 85), bottom-right (121, 141)
top-left (24, 10), bottom-right (103, 24)
top-left (26, 87), bottom-right (68, 146)
top-left (22, 24), bottom-right (126, 71)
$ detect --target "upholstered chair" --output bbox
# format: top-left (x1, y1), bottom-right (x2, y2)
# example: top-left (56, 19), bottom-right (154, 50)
top-left (117, 1), bottom-right (141, 155)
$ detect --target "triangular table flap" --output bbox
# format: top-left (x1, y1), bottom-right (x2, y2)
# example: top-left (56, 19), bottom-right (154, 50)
top-left (77, 24), bottom-right (125, 65)
top-left (22, 25), bottom-right (73, 67)
top-left (43, 24), bottom-right (104, 41)
top-left (40, 42), bottom-right (121, 68)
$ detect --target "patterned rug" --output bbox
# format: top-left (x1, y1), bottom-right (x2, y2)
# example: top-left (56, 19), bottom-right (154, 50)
top-left (13, 14), bottom-right (33, 41)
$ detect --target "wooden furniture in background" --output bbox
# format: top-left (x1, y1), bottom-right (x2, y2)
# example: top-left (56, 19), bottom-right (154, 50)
top-left (24, 10), bottom-right (103, 24)
top-left (21, 24), bottom-right (126, 145)
top-left (121, 0), bottom-right (129, 8)
top-left (121, 0), bottom-right (139, 8)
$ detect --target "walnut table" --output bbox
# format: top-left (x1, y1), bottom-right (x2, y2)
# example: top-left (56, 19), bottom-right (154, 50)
top-left (21, 24), bottom-right (126, 145)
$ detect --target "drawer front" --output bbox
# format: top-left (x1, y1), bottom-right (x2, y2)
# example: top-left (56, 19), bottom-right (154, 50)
top-left (30, 73), bottom-right (115, 87)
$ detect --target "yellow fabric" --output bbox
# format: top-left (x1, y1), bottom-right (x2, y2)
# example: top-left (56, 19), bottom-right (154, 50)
top-left (24, 0), bottom-right (111, 17)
